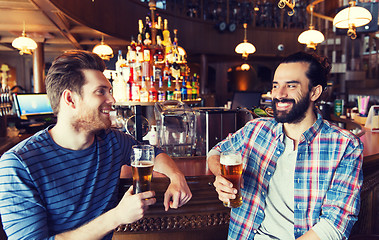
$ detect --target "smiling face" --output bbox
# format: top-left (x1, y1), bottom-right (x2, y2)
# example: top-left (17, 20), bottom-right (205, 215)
top-left (71, 69), bottom-right (115, 133)
top-left (271, 62), bottom-right (313, 124)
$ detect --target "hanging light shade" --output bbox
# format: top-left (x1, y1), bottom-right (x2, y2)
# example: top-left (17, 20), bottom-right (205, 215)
top-left (12, 23), bottom-right (37, 55)
top-left (298, 27), bottom-right (325, 50)
top-left (333, 1), bottom-right (372, 39)
top-left (298, 6), bottom-right (324, 50)
top-left (92, 36), bottom-right (114, 60)
top-left (235, 23), bottom-right (256, 59)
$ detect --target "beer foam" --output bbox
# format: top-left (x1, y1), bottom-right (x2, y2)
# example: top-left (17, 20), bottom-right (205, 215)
top-left (220, 154), bottom-right (242, 166)
top-left (131, 161), bottom-right (154, 167)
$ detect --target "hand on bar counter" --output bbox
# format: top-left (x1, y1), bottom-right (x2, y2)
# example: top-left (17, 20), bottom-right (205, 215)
top-left (0, 50), bottom-right (191, 240)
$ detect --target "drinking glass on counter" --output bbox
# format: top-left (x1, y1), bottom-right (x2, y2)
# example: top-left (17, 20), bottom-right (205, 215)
top-left (131, 145), bottom-right (155, 194)
top-left (220, 150), bottom-right (243, 208)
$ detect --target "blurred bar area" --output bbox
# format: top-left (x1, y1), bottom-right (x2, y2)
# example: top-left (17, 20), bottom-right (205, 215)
top-left (0, 0), bottom-right (379, 239)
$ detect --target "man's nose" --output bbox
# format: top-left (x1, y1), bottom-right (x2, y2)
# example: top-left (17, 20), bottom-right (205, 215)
top-left (275, 86), bottom-right (288, 99)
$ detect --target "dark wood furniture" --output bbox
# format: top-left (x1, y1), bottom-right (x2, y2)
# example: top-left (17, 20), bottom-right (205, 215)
top-left (1, 125), bottom-right (378, 240)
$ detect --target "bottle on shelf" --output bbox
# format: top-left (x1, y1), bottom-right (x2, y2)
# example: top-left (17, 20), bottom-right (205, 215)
top-left (129, 36), bottom-right (137, 63)
top-left (143, 16), bottom-right (151, 40)
top-left (173, 77), bottom-right (181, 101)
top-left (140, 76), bottom-right (149, 102)
top-left (192, 74), bottom-right (198, 100)
top-left (166, 76), bottom-right (174, 101)
top-left (162, 18), bottom-right (170, 46)
top-left (148, 76), bottom-right (158, 102)
top-left (181, 76), bottom-right (187, 100)
top-left (138, 19), bottom-right (144, 40)
top-left (157, 76), bottom-right (166, 102)
top-left (115, 50), bottom-right (124, 75)
top-left (131, 78), bottom-right (141, 102)
top-left (112, 72), bottom-right (127, 102)
top-left (186, 76), bottom-right (192, 100)
top-left (156, 16), bottom-right (163, 44)
top-left (127, 67), bottom-right (134, 101)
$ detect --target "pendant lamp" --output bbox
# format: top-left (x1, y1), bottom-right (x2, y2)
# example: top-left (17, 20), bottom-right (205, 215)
top-left (333, 1), bottom-right (372, 39)
top-left (235, 23), bottom-right (256, 59)
top-left (12, 22), bottom-right (37, 55)
top-left (298, 6), bottom-right (325, 49)
top-left (93, 36), bottom-right (114, 60)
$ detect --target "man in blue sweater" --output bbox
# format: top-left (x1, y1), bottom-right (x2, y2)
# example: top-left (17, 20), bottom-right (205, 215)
top-left (0, 50), bottom-right (192, 240)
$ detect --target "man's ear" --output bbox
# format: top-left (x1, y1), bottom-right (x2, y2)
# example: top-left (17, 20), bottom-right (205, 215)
top-left (310, 85), bottom-right (323, 102)
top-left (61, 89), bottom-right (77, 109)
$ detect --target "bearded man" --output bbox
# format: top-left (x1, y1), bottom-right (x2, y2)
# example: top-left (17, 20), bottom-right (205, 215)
top-left (0, 50), bottom-right (191, 240)
top-left (208, 52), bottom-right (363, 240)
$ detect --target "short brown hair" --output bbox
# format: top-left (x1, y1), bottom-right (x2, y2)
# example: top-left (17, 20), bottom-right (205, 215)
top-left (45, 50), bottom-right (106, 114)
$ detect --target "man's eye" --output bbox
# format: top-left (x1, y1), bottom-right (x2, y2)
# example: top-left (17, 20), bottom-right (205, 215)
top-left (97, 89), bottom-right (105, 95)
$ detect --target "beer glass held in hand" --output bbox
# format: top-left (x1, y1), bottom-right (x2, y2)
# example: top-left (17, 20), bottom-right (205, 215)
top-left (131, 145), bottom-right (155, 194)
top-left (220, 150), bottom-right (243, 208)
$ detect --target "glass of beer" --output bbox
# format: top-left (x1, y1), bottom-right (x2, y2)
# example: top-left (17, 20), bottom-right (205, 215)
top-left (220, 150), bottom-right (243, 208)
top-left (131, 145), bottom-right (155, 194)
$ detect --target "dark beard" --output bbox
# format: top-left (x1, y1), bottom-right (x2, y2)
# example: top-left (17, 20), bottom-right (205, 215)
top-left (272, 91), bottom-right (311, 124)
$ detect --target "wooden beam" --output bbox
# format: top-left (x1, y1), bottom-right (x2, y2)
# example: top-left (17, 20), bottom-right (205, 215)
top-left (30, 0), bottom-right (82, 49)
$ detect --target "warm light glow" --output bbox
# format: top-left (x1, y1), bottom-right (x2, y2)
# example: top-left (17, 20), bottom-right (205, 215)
top-left (298, 27), bottom-right (325, 50)
top-left (11, 23), bottom-right (37, 55)
top-left (93, 36), bottom-right (114, 60)
top-left (235, 42), bottom-right (256, 58)
top-left (333, 1), bottom-right (372, 39)
top-left (241, 63), bottom-right (250, 71)
top-left (235, 23), bottom-right (256, 59)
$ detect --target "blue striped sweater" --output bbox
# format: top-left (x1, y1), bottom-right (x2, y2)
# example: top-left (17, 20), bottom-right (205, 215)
top-left (0, 127), bottom-right (162, 240)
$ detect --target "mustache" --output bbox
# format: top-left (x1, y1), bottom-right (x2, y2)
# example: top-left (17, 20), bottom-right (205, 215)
top-left (272, 98), bottom-right (295, 104)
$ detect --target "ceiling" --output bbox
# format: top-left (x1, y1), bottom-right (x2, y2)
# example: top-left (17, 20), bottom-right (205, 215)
top-left (0, 0), bottom-right (128, 56)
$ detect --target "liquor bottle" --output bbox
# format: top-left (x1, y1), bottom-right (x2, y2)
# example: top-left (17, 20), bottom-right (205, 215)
top-left (156, 16), bottom-right (163, 44)
top-left (186, 76), bottom-right (192, 100)
top-left (173, 77), bottom-right (181, 101)
top-left (154, 35), bottom-right (165, 64)
top-left (157, 76), bottom-right (166, 102)
top-left (131, 77), bottom-right (141, 102)
top-left (143, 32), bottom-right (152, 47)
top-left (143, 16), bottom-right (151, 40)
top-left (138, 19), bottom-right (144, 40)
top-left (140, 76), bottom-right (149, 102)
top-left (115, 50), bottom-right (123, 75)
top-left (166, 76), bottom-right (174, 101)
top-left (162, 19), bottom-right (170, 47)
top-left (192, 75), bottom-right (197, 100)
top-left (181, 76), bottom-right (187, 100)
top-left (127, 67), bottom-right (134, 101)
top-left (148, 76), bottom-right (158, 102)
top-left (129, 36), bottom-right (137, 63)
top-left (136, 34), bottom-right (144, 63)
top-left (112, 72), bottom-right (127, 102)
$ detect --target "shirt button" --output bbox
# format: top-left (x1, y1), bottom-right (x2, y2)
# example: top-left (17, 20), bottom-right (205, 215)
top-left (297, 178), bottom-right (300, 183)
top-left (276, 151), bottom-right (280, 155)
top-left (259, 209), bottom-right (264, 214)
top-left (267, 172), bottom-right (271, 175)
top-left (299, 153), bottom-right (302, 158)
top-left (253, 229), bottom-right (257, 233)
top-left (262, 191), bottom-right (265, 195)
top-left (296, 204), bottom-right (300, 209)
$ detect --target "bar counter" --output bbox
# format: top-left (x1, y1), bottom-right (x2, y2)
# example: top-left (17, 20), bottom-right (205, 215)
top-left (114, 128), bottom-right (379, 239)
top-left (0, 126), bottom-right (378, 239)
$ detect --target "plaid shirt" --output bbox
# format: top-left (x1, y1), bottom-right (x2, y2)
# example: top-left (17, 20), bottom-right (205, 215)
top-left (213, 113), bottom-right (363, 239)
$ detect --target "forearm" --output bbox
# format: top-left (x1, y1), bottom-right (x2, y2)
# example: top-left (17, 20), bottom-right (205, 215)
top-left (296, 229), bottom-right (320, 240)
top-left (55, 208), bottom-right (119, 240)
top-left (153, 153), bottom-right (185, 180)
top-left (207, 154), bottom-right (221, 176)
